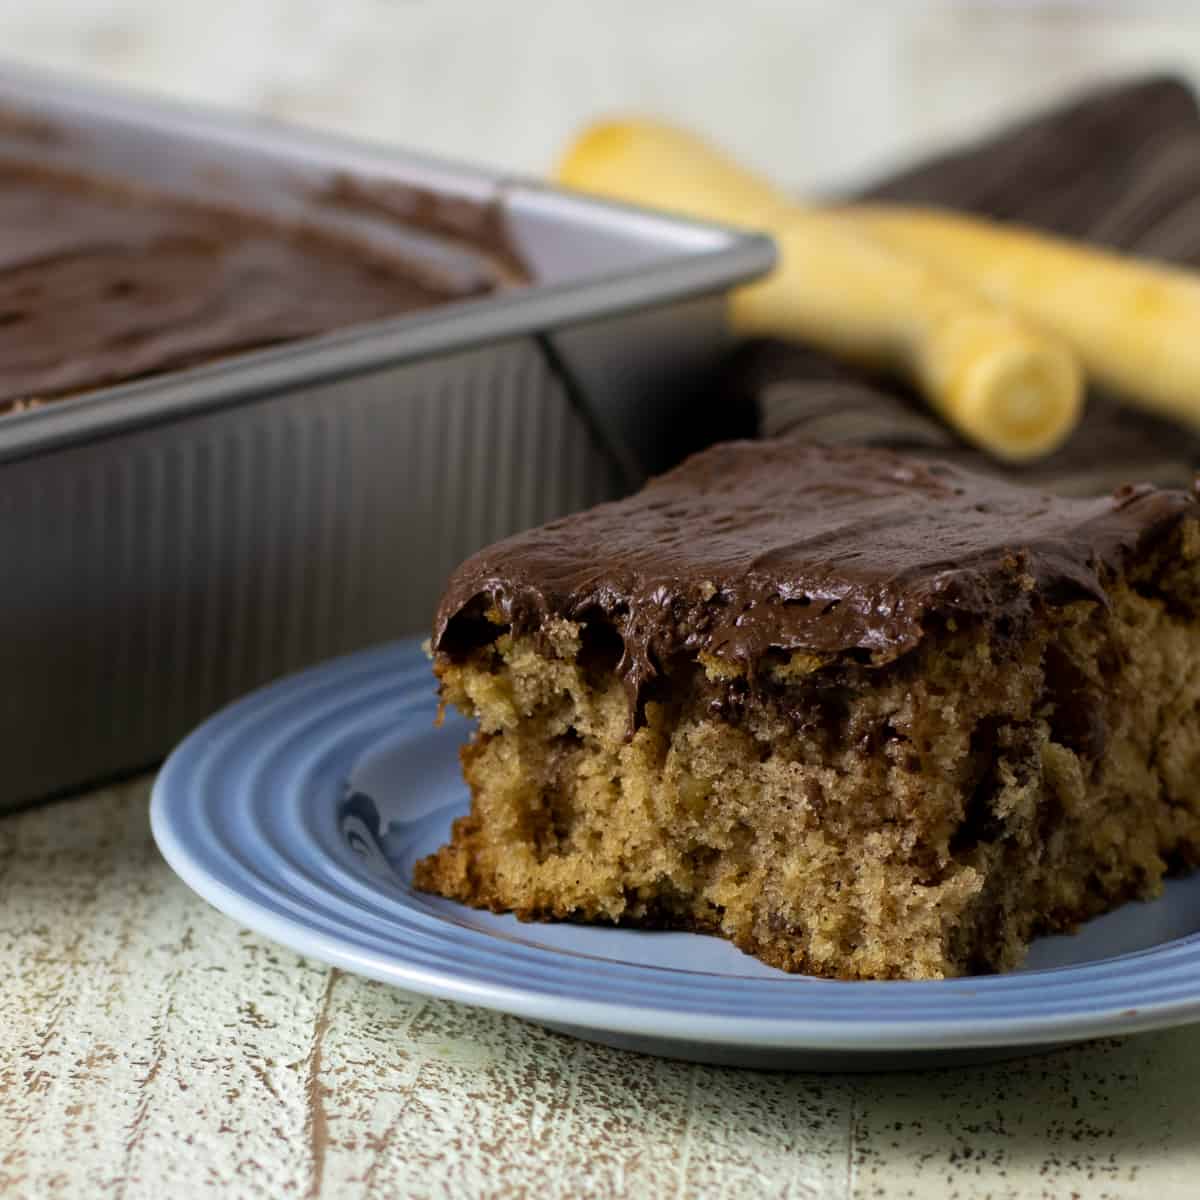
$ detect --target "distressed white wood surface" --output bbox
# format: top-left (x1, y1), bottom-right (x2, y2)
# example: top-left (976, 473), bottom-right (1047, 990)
top-left (1, 776), bottom-right (1198, 1199)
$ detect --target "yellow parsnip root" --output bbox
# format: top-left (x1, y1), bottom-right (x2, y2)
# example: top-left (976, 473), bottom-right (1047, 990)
top-left (559, 119), bottom-right (1082, 461)
top-left (845, 206), bottom-right (1200, 431)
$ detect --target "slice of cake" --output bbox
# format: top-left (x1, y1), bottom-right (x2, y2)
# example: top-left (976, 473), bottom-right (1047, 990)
top-left (415, 440), bottom-right (1200, 980)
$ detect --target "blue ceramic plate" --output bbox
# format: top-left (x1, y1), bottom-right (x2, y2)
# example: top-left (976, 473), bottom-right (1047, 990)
top-left (151, 639), bottom-right (1200, 1070)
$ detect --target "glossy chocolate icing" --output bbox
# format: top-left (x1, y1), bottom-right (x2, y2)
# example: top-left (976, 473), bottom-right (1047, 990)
top-left (435, 441), bottom-right (1196, 716)
top-left (315, 174), bottom-right (530, 287)
top-left (0, 162), bottom-right (504, 412)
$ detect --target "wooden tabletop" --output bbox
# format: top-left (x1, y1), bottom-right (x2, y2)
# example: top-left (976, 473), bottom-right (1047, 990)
top-left (1, 775), bottom-right (1197, 1199)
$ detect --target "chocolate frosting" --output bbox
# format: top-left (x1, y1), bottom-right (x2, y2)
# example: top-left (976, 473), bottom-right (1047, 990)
top-left (0, 162), bottom-right (506, 412)
top-left (435, 441), bottom-right (1196, 715)
top-left (315, 174), bottom-right (531, 287)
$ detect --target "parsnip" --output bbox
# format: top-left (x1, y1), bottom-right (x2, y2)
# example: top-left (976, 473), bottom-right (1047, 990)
top-left (846, 206), bottom-right (1200, 431)
top-left (559, 119), bottom-right (1082, 461)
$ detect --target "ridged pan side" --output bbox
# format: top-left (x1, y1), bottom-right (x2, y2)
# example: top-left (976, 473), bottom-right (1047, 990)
top-left (1, 338), bottom-right (620, 805)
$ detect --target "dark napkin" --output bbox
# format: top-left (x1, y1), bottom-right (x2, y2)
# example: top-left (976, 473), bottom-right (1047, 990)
top-left (741, 75), bottom-right (1200, 495)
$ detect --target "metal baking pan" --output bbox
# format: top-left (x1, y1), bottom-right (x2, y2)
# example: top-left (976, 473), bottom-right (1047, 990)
top-left (0, 64), bottom-right (774, 810)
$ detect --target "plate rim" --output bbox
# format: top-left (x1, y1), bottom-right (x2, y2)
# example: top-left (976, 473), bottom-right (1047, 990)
top-left (150, 638), bottom-right (1200, 1054)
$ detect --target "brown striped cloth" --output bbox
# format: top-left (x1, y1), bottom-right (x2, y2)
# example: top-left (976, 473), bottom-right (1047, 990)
top-left (738, 75), bottom-right (1200, 496)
